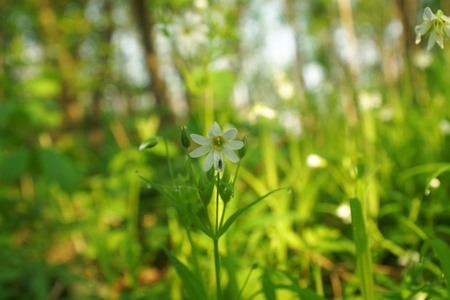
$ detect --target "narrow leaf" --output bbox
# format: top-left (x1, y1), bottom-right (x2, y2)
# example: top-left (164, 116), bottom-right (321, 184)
top-left (138, 175), bottom-right (213, 238)
top-left (274, 285), bottom-right (326, 300)
top-left (261, 272), bottom-right (276, 300)
top-left (163, 247), bottom-right (209, 300)
top-left (424, 164), bottom-right (450, 194)
top-left (218, 188), bottom-right (288, 237)
top-left (139, 137), bottom-right (159, 150)
top-left (421, 238), bottom-right (450, 296)
top-left (350, 197), bottom-right (375, 300)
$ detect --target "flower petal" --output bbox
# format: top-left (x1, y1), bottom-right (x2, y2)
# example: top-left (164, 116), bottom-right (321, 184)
top-left (436, 32), bottom-right (444, 48)
top-left (427, 31), bottom-right (437, 51)
top-left (190, 145), bottom-right (211, 157)
top-left (424, 7), bottom-right (435, 21)
top-left (222, 128), bottom-right (237, 141)
top-left (209, 122), bottom-right (222, 138)
top-left (226, 140), bottom-right (244, 150)
top-left (203, 150), bottom-right (214, 171)
top-left (222, 145), bottom-right (240, 163)
top-left (415, 23), bottom-right (430, 35)
top-left (415, 33), bottom-right (422, 44)
top-left (444, 24), bottom-right (450, 37)
top-left (213, 150), bottom-right (224, 172)
top-left (191, 134), bottom-right (211, 145)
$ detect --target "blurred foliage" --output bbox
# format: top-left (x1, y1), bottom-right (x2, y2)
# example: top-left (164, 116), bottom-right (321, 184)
top-left (1, 0), bottom-right (450, 299)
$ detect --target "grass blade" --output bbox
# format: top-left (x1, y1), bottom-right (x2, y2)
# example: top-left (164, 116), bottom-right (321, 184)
top-left (218, 188), bottom-right (288, 237)
top-left (350, 197), bottom-right (375, 300)
top-left (421, 238), bottom-right (450, 296)
top-left (138, 175), bottom-right (213, 238)
top-left (163, 247), bottom-right (209, 300)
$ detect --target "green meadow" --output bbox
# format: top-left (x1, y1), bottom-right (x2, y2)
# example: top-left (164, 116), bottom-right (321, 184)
top-left (1, 0), bottom-right (450, 299)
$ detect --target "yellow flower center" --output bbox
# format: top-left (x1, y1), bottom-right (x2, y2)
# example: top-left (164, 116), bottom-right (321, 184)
top-left (211, 136), bottom-right (225, 151)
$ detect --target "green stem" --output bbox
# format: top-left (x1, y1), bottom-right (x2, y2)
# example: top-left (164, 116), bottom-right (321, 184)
top-left (186, 149), bottom-right (198, 188)
top-left (236, 265), bottom-right (256, 300)
top-left (219, 203), bottom-right (227, 230)
top-left (214, 172), bottom-right (221, 300)
top-left (163, 138), bottom-right (175, 185)
top-left (232, 160), bottom-right (241, 188)
top-left (186, 149), bottom-right (214, 232)
top-left (214, 238), bottom-right (221, 300)
top-left (216, 172), bottom-right (220, 235)
top-left (186, 229), bottom-right (201, 278)
top-left (312, 257), bottom-right (324, 296)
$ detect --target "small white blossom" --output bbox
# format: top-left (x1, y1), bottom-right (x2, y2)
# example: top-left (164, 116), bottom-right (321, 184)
top-left (439, 119), bottom-right (450, 134)
top-left (379, 106), bottom-right (394, 122)
top-left (398, 251), bottom-right (420, 267)
top-left (306, 154), bottom-right (327, 168)
top-left (336, 203), bottom-right (352, 224)
top-left (171, 11), bottom-right (208, 57)
top-left (429, 178), bottom-right (441, 188)
top-left (413, 50), bottom-right (432, 69)
top-left (358, 92), bottom-right (382, 111)
top-left (190, 122), bottom-right (244, 172)
top-left (415, 7), bottom-right (450, 51)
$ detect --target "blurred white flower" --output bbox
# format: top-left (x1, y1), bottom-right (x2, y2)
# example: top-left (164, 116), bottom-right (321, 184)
top-left (413, 50), bottom-right (432, 69)
top-left (439, 119), bottom-right (450, 134)
top-left (398, 251), bottom-right (420, 267)
top-left (277, 81), bottom-right (295, 99)
top-left (306, 154), bottom-right (327, 168)
top-left (379, 106), bottom-right (394, 122)
top-left (279, 110), bottom-right (302, 138)
top-left (336, 203), bottom-right (351, 224)
top-left (429, 178), bottom-right (441, 188)
top-left (171, 11), bottom-right (208, 57)
top-left (358, 92), bottom-right (382, 111)
top-left (248, 104), bottom-right (277, 124)
top-left (415, 7), bottom-right (450, 51)
top-left (190, 122), bottom-right (244, 172)
top-left (194, 0), bottom-right (208, 10)
top-left (411, 292), bottom-right (428, 300)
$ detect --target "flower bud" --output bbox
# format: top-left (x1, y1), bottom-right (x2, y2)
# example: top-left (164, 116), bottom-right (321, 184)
top-left (238, 136), bottom-right (247, 159)
top-left (181, 126), bottom-right (191, 148)
top-left (139, 137), bottom-right (158, 151)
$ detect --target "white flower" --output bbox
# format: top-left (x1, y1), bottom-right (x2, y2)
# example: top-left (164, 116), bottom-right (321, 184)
top-left (171, 11), bottom-right (208, 57)
top-left (415, 7), bottom-right (450, 51)
top-left (439, 119), bottom-right (450, 134)
top-left (429, 178), bottom-right (441, 188)
top-left (306, 154), bottom-right (327, 168)
top-left (190, 122), bottom-right (244, 172)
top-left (358, 92), bottom-right (382, 111)
top-left (336, 203), bottom-right (352, 224)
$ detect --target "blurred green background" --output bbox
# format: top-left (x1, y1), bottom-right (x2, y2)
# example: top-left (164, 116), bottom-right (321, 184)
top-left (1, 0), bottom-right (450, 299)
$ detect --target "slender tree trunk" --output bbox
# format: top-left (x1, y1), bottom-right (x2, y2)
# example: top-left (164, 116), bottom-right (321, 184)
top-left (284, 0), bottom-right (306, 104)
top-left (89, 1), bottom-right (114, 147)
top-left (35, 0), bottom-right (82, 129)
top-left (131, 0), bottom-right (171, 121)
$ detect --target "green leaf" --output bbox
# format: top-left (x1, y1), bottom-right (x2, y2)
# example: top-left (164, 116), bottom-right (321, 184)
top-left (273, 285), bottom-right (326, 300)
top-left (38, 149), bottom-right (81, 191)
top-left (139, 137), bottom-right (159, 151)
top-left (137, 175), bottom-right (213, 238)
top-left (421, 239), bottom-right (450, 296)
top-left (163, 247), bottom-right (208, 300)
top-left (0, 148), bottom-right (30, 182)
top-left (218, 188), bottom-right (288, 237)
top-left (349, 197), bottom-right (375, 300)
top-left (424, 164), bottom-right (450, 194)
top-left (261, 272), bottom-right (276, 300)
